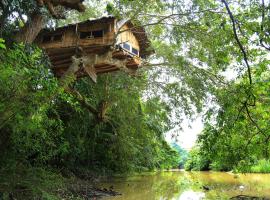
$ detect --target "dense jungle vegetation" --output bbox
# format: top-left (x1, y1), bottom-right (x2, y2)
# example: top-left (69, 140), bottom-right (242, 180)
top-left (1, 0), bottom-right (270, 199)
top-left (185, 67), bottom-right (270, 172)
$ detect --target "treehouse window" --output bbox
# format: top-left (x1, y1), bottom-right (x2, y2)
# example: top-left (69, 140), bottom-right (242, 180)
top-left (92, 30), bottom-right (103, 38)
top-left (80, 31), bottom-right (92, 39)
top-left (80, 30), bottom-right (103, 39)
top-left (53, 34), bottom-right (62, 41)
top-left (43, 35), bottom-right (51, 43)
top-left (121, 42), bottom-right (139, 56)
top-left (42, 34), bottom-right (62, 43)
top-left (123, 43), bottom-right (131, 51)
top-left (132, 47), bottom-right (139, 56)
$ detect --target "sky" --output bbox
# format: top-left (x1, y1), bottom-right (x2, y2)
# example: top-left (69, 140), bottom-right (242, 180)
top-left (165, 117), bottom-right (204, 151)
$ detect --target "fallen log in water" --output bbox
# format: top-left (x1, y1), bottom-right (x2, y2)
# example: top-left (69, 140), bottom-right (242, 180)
top-left (230, 195), bottom-right (270, 200)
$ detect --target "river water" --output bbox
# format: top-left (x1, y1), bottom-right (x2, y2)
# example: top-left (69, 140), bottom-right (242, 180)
top-left (100, 171), bottom-right (270, 200)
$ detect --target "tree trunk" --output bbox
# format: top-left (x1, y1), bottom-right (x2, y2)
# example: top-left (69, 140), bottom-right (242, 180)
top-left (14, 12), bottom-right (45, 44)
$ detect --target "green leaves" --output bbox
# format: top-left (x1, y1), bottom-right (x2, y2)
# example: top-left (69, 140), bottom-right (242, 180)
top-left (195, 65), bottom-right (270, 171)
top-left (0, 43), bottom-right (63, 163)
top-left (56, 71), bottom-right (179, 173)
top-left (0, 38), bottom-right (6, 49)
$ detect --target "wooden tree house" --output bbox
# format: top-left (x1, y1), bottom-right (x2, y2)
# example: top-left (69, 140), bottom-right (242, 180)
top-left (35, 16), bottom-right (153, 82)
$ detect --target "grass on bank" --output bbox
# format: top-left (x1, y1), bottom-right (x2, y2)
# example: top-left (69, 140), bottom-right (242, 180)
top-left (0, 165), bottom-right (109, 200)
top-left (250, 159), bottom-right (270, 173)
top-left (234, 159), bottom-right (270, 173)
top-left (0, 166), bottom-right (65, 200)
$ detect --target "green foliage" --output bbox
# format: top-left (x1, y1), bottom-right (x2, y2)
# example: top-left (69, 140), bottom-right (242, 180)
top-left (250, 160), bottom-right (270, 173)
top-left (196, 69), bottom-right (270, 172)
top-left (0, 44), bottom-right (70, 198)
top-left (0, 166), bottom-right (64, 199)
top-left (233, 159), bottom-right (270, 173)
top-left (0, 38), bottom-right (6, 49)
top-left (55, 74), bottom-right (180, 173)
top-left (171, 143), bottom-right (188, 168)
top-left (0, 44), bottom-right (65, 164)
top-left (184, 148), bottom-right (210, 171)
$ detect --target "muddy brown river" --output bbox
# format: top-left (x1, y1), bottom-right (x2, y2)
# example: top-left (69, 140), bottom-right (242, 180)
top-left (100, 171), bottom-right (270, 199)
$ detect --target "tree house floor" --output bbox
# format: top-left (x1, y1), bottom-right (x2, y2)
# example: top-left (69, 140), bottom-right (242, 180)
top-left (45, 46), bottom-right (141, 80)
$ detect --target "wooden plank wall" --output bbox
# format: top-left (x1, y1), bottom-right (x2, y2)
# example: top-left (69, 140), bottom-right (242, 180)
top-left (118, 24), bottom-right (140, 51)
top-left (37, 20), bottom-right (115, 49)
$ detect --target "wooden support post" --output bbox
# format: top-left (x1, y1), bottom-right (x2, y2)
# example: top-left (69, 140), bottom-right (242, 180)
top-left (59, 55), bottom-right (82, 87)
top-left (82, 54), bottom-right (97, 83)
top-left (84, 64), bottom-right (97, 83)
top-left (58, 50), bottom-right (137, 84)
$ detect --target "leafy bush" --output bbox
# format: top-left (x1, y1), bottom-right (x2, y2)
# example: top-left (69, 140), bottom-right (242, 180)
top-left (250, 159), bottom-right (270, 173)
top-left (184, 148), bottom-right (210, 171)
top-left (0, 43), bottom-right (66, 165)
top-left (0, 165), bottom-right (65, 199)
top-left (0, 44), bottom-right (70, 199)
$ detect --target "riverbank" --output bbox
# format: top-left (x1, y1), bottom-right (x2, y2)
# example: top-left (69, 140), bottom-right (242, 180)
top-left (3, 167), bottom-right (270, 199)
top-left (60, 177), bottom-right (121, 199)
top-left (185, 150), bottom-right (270, 174)
top-left (0, 167), bottom-right (121, 200)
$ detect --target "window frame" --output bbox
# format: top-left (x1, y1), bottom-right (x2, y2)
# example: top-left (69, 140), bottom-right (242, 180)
top-left (80, 29), bottom-right (104, 39)
top-left (120, 42), bottom-right (140, 57)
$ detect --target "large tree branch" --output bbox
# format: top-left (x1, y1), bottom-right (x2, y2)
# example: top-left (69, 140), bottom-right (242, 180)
top-left (58, 55), bottom-right (108, 123)
top-left (14, 12), bottom-right (45, 43)
top-left (14, 0), bottom-right (86, 43)
top-left (64, 86), bottom-right (98, 115)
top-left (244, 103), bottom-right (266, 137)
top-left (65, 87), bottom-right (109, 123)
top-left (221, 0), bottom-right (252, 85)
top-left (36, 0), bottom-right (85, 18)
top-left (259, 0), bottom-right (270, 51)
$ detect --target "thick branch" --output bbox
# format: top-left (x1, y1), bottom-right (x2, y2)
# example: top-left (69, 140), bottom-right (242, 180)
top-left (65, 87), bottom-right (109, 123)
top-left (36, 0), bottom-right (85, 19)
top-left (59, 55), bottom-right (108, 122)
top-left (59, 56), bottom-right (82, 87)
top-left (259, 0), bottom-right (270, 51)
top-left (64, 86), bottom-right (98, 116)
top-left (221, 0), bottom-right (252, 85)
top-left (14, 12), bottom-right (45, 43)
top-left (50, 0), bottom-right (85, 12)
top-left (15, 0), bottom-right (86, 43)
top-left (244, 103), bottom-right (266, 137)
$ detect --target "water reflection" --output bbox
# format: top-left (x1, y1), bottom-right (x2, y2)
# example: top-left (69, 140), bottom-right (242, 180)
top-left (179, 191), bottom-right (205, 200)
top-left (100, 171), bottom-right (270, 200)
